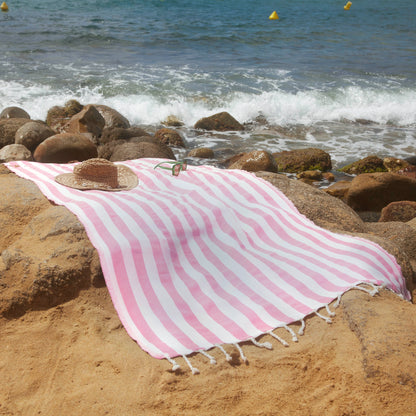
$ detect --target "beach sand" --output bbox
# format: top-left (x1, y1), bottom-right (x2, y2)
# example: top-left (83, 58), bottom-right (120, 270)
top-left (1, 286), bottom-right (415, 416)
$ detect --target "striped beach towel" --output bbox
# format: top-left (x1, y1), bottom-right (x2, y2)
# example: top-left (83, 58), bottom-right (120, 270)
top-left (6, 158), bottom-right (410, 371)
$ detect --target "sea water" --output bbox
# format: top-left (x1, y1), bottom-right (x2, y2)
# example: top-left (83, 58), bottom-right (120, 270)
top-left (1, 0), bottom-right (415, 167)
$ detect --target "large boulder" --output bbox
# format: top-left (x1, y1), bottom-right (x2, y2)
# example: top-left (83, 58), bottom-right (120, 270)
top-left (338, 155), bottom-right (386, 175)
top-left (255, 171), bottom-right (366, 233)
top-left (0, 144), bottom-right (32, 162)
top-left (154, 128), bottom-right (185, 148)
top-left (0, 118), bottom-right (32, 149)
top-left (65, 104), bottom-right (105, 140)
top-left (98, 136), bottom-right (159, 160)
top-left (273, 148), bottom-right (332, 173)
top-left (346, 172), bottom-right (416, 212)
top-left (194, 112), bottom-right (244, 131)
top-left (92, 104), bottom-right (130, 129)
top-left (228, 150), bottom-right (278, 173)
top-left (100, 126), bottom-right (150, 145)
top-left (110, 141), bottom-right (175, 162)
top-left (187, 147), bottom-right (215, 159)
top-left (33, 133), bottom-right (98, 163)
top-left (0, 205), bottom-right (102, 318)
top-left (46, 100), bottom-right (84, 133)
top-left (15, 121), bottom-right (55, 152)
top-left (0, 106), bottom-right (30, 120)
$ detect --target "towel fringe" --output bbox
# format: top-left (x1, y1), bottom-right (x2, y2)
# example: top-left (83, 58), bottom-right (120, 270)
top-left (182, 355), bottom-right (199, 375)
top-left (267, 330), bottom-right (289, 347)
top-left (199, 349), bottom-right (217, 365)
top-left (284, 324), bottom-right (298, 342)
top-left (233, 343), bottom-right (248, 362)
top-left (333, 294), bottom-right (342, 308)
top-left (298, 318), bottom-right (306, 335)
top-left (166, 356), bottom-right (181, 372)
top-left (216, 344), bottom-right (232, 361)
top-left (325, 304), bottom-right (336, 317)
top-left (315, 308), bottom-right (332, 323)
top-left (250, 337), bottom-right (273, 350)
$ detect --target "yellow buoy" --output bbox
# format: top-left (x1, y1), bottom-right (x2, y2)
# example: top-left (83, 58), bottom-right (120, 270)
top-left (1, 2), bottom-right (8, 12)
top-left (344, 1), bottom-right (352, 10)
top-left (269, 11), bottom-right (279, 20)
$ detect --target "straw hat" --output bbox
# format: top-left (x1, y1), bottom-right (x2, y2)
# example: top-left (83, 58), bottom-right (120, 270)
top-left (55, 158), bottom-right (138, 191)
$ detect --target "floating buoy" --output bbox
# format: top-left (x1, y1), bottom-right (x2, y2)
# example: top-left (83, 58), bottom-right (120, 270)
top-left (0, 2), bottom-right (8, 12)
top-left (269, 11), bottom-right (279, 20)
top-left (344, 1), bottom-right (352, 10)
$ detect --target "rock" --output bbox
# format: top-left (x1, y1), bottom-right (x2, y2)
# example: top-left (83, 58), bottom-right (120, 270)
top-left (110, 141), bottom-right (176, 162)
top-left (33, 133), bottom-right (98, 163)
top-left (273, 148), bottom-right (332, 173)
top-left (338, 155), bottom-right (386, 175)
top-left (0, 118), bottom-right (32, 149)
top-left (163, 115), bottom-right (184, 127)
top-left (98, 136), bottom-right (160, 160)
top-left (383, 157), bottom-right (410, 172)
top-left (0, 144), bottom-right (32, 162)
top-left (0, 205), bottom-right (102, 318)
top-left (45, 100), bottom-right (83, 133)
top-left (194, 111), bottom-right (244, 131)
top-left (324, 180), bottom-right (352, 201)
top-left (346, 172), bottom-right (416, 212)
top-left (397, 165), bottom-right (416, 179)
top-left (229, 150), bottom-right (278, 173)
top-left (66, 104), bottom-right (105, 140)
top-left (100, 126), bottom-right (150, 145)
top-left (255, 171), bottom-right (366, 233)
top-left (322, 172), bottom-right (335, 182)
top-left (379, 201), bottom-right (416, 223)
top-left (0, 106), bottom-right (30, 119)
top-left (187, 147), bottom-right (215, 159)
top-left (15, 121), bottom-right (55, 152)
top-left (297, 170), bottom-right (323, 181)
top-left (92, 104), bottom-right (130, 129)
top-left (154, 128), bottom-right (185, 147)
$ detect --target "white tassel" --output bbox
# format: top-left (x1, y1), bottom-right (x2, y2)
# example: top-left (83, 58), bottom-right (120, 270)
top-left (166, 356), bottom-right (180, 372)
top-left (182, 355), bottom-right (199, 375)
top-left (199, 350), bottom-right (217, 365)
top-left (216, 344), bottom-right (232, 362)
top-left (250, 337), bottom-right (273, 350)
top-left (233, 343), bottom-right (247, 362)
top-left (315, 309), bottom-right (332, 323)
top-left (333, 294), bottom-right (342, 308)
top-left (268, 330), bottom-right (289, 347)
top-left (284, 325), bottom-right (298, 342)
top-left (325, 304), bottom-right (336, 317)
top-left (298, 319), bottom-right (306, 336)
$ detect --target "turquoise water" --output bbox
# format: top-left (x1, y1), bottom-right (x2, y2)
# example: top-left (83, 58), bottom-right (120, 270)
top-left (1, 0), bottom-right (415, 166)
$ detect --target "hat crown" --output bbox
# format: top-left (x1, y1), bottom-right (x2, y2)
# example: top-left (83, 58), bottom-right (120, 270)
top-left (74, 158), bottom-right (119, 188)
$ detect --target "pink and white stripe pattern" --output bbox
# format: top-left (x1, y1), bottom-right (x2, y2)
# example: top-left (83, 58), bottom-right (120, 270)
top-left (6, 158), bottom-right (410, 359)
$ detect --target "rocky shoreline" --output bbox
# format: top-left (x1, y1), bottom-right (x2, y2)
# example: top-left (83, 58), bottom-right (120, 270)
top-left (1, 101), bottom-right (416, 414)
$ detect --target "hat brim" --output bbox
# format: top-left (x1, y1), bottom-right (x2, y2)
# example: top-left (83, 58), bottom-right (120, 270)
top-left (55, 164), bottom-right (138, 192)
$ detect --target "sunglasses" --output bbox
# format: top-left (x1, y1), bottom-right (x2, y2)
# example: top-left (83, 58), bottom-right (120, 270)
top-left (154, 160), bottom-right (188, 176)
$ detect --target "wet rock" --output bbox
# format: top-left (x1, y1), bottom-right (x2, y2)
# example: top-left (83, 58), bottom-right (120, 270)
top-left (383, 157), bottom-right (410, 173)
top-left (154, 128), bottom-right (185, 148)
top-left (379, 201), bottom-right (416, 223)
top-left (163, 115), bottom-right (184, 127)
top-left (0, 106), bottom-right (30, 120)
top-left (297, 170), bottom-right (323, 181)
top-left (338, 155), bottom-right (386, 175)
top-left (322, 172), bottom-right (335, 182)
top-left (397, 165), bottom-right (416, 179)
top-left (0, 118), bottom-right (33, 149)
top-left (273, 148), bottom-right (332, 173)
top-left (33, 133), bottom-right (98, 163)
top-left (194, 111), bottom-right (244, 131)
top-left (100, 126), bottom-right (150, 145)
top-left (92, 104), bottom-right (130, 129)
top-left (229, 150), bottom-right (278, 173)
top-left (110, 141), bottom-right (175, 162)
top-left (98, 136), bottom-right (160, 160)
top-left (15, 121), bottom-right (55, 152)
top-left (0, 205), bottom-right (101, 318)
top-left (0, 144), bottom-right (32, 162)
top-left (187, 147), bottom-right (215, 159)
top-left (255, 171), bottom-right (366, 233)
top-left (66, 104), bottom-right (105, 140)
top-left (346, 172), bottom-right (416, 212)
